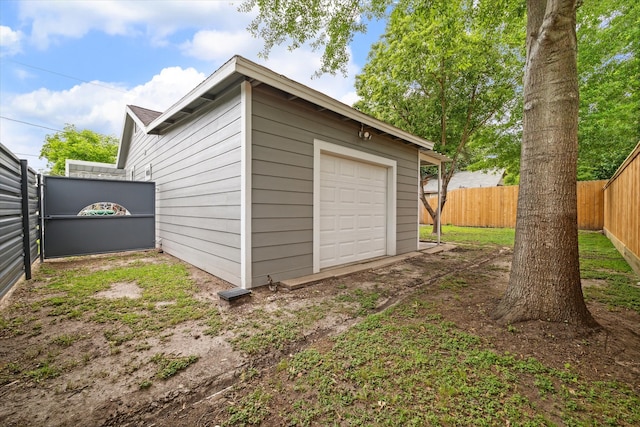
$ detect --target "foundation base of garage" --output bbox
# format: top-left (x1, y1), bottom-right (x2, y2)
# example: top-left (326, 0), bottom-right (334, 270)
top-left (279, 242), bottom-right (456, 290)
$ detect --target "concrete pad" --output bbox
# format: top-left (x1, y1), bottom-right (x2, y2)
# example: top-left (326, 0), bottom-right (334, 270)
top-left (422, 243), bottom-right (456, 254)
top-left (279, 247), bottom-right (454, 290)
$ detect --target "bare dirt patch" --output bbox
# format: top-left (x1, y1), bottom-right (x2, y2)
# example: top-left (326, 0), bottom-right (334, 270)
top-left (0, 247), bottom-right (638, 426)
top-left (95, 282), bottom-right (142, 299)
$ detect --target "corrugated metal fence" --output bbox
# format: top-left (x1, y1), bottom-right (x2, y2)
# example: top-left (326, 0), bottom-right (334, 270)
top-left (421, 180), bottom-right (608, 230)
top-left (0, 143), bottom-right (39, 298)
top-left (603, 142), bottom-right (640, 275)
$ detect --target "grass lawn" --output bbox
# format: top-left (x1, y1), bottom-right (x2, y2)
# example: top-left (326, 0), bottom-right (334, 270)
top-left (421, 225), bottom-right (640, 313)
top-left (223, 226), bottom-right (640, 426)
top-left (1, 227), bottom-right (638, 425)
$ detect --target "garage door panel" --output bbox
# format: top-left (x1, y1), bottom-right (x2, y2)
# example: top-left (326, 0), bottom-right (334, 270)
top-left (340, 188), bottom-right (356, 204)
top-left (339, 215), bottom-right (355, 230)
top-left (357, 238), bottom-right (384, 253)
top-left (340, 161), bottom-right (356, 177)
top-left (357, 215), bottom-right (372, 228)
top-left (339, 241), bottom-right (356, 257)
top-left (320, 215), bottom-right (336, 232)
top-left (319, 154), bottom-right (388, 269)
top-left (320, 186), bottom-right (336, 203)
top-left (319, 243), bottom-right (336, 264)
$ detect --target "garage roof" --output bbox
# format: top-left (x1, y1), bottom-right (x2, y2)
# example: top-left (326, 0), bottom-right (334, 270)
top-left (118, 55), bottom-right (450, 167)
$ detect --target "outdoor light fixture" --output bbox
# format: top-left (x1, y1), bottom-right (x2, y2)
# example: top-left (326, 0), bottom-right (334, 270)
top-left (358, 124), bottom-right (372, 140)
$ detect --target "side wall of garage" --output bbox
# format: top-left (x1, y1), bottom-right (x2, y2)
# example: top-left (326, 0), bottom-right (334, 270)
top-left (123, 88), bottom-right (244, 286)
top-left (250, 85), bottom-right (419, 286)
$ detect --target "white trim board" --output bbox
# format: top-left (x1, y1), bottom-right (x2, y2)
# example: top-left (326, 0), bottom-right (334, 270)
top-left (313, 139), bottom-right (397, 273)
top-left (240, 81), bottom-right (252, 288)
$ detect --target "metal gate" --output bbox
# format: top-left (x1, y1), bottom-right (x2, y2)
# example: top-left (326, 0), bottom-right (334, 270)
top-left (42, 176), bottom-right (155, 258)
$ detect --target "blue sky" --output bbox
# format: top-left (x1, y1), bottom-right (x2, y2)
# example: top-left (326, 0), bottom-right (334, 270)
top-left (0, 0), bottom-right (385, 171)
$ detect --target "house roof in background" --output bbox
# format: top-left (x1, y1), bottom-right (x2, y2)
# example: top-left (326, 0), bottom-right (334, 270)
top-left (118, 55), bottom-right (449, 168)
top-left (65, 159), bottom-right (126, 176)
top-left (424, 169), bottom-right (505, 193)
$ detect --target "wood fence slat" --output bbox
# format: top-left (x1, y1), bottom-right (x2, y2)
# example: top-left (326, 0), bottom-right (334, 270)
top-left (420, 180), bottom-right (607, 230)
top-left (603, 142), bottom-right (640, 275)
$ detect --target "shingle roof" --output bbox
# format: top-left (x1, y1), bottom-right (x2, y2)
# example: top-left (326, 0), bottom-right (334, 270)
top-left (424, 169), bottom-right (505, 193)
top-left (128, 105), bottom-right (162, 126)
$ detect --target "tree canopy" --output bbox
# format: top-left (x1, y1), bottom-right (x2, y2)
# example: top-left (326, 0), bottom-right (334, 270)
top-left (470, 0), bottom-right (639, 182)
top-left (353, 0), bottom-right (525, 226)
top-left (40, 124), bottom-right (119, 175)
top-left (242, 0), bottom-right (637, 182)
top-left (576, 0), bottom-right (639, 180)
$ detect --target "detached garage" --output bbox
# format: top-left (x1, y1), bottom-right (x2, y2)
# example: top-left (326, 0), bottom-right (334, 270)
top-left (116, 55), bottom-right (448, 289)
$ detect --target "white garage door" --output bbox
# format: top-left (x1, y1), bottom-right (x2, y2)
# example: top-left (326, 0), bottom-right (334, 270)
top-left (319, 153), bottom-right (388, 269)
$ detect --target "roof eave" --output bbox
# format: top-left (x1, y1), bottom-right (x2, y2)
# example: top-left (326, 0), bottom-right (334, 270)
top-left (234, 57), bottom-right (435, 150)
top-left (116, 108), bottom-right (135, 168)
top-left (145, 57), bottom-right (239, 134)
top-left (145, 55), bottom-right (436, 151)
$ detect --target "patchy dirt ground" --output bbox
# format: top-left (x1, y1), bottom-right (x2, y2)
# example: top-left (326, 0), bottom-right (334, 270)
top-left (1, 246), bottom-right (639, 426)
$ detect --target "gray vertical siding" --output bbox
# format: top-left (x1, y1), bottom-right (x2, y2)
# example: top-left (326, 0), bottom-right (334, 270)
top-left (123, 88), bottom-right (244, 285)
top-left (251, 86), bottom-right (418, 286)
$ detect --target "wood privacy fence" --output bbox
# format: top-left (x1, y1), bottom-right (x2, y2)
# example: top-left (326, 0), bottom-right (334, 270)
top-left (603, 142), bottom-right (640, 276)
top-left (420, 180), bottom-right (607, 230)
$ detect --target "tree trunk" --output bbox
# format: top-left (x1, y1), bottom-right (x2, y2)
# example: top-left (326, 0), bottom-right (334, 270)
top-left (420, 167), bottom-right (453, 235)
top-left (493, 0), bottom-right (598, 327)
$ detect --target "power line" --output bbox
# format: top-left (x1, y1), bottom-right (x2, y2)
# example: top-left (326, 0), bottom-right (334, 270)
top-left (4, 59), bottom-right (128, 93)
top-left (0, 115), bottom-right (64, 132)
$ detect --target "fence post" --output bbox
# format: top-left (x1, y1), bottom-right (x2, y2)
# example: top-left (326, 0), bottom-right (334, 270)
top-left (20, 160), bottom-right (32, 280)
top-left (38, 174), bottom-right (44, 263)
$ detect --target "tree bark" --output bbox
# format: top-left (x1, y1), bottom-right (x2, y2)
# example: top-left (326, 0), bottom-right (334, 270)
top-left (420, 167), bottom-right (453, 235)
top-left (493, 0), bottom-right (598, 327)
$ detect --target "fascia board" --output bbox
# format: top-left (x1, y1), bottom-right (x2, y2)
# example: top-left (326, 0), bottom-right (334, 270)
top-left (142, 55), bottom-right (436, 151)
top-left (116, 110), bottom-right (134, 168)
top-left (419, 150), bottom-right (452, 165)
top-left (145, 58), bottom-right (239, 133)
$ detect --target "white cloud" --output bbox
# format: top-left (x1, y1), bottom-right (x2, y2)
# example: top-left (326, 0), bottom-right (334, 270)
top-left (181, 28), bottom-right (361, 105)
top-left (1, 67), bottom-right (206, 171)
top-left (18, 0), bottom-right (248, 49)
top-left (258, 47), bottom-right (361, 105)
top-left (180, 29), bottom-right (258, 61)
top-left (125, 66), bottom-right (207, 112)
top-left (1, 55), bottom-right (362, 171)
top-left (0, 25), bottom-right (24, 56)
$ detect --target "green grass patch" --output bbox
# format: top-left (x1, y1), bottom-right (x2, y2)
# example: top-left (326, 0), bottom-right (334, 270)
top-left (422, 226), bottom-right (639, 313)
top-left (233, 299), bottom-right (640, 426)
top-left (225, 388), bottom-right (273, 426)
top-left (231, 319), bottom-right (302, 355)
top-left (578, 232), bottom-right (640, 313)
top-left (31, 259), bottom-right (216, 335)
top-left (25, 362), bottom-right (61, 382)
top-left (1, 254), bottom-right (227, 385)
top-left (230, 305), bottom-right (331, 356)
top-left (50, 333), bottom-right (85, 347)
top-left (335, 287), bottom-right (382, 315)
top-left (150, 353), bottom-right (199, 379)
top-left (421, 225), bottom-right (516, 247)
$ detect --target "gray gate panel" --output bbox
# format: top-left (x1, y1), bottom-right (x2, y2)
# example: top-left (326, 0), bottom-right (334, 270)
top-left (42, 176), bottom-right (155, 258)
top-left (44, 176), bottom-right (154, 216)
top-left (43, 216), bottom-right (155, 258)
